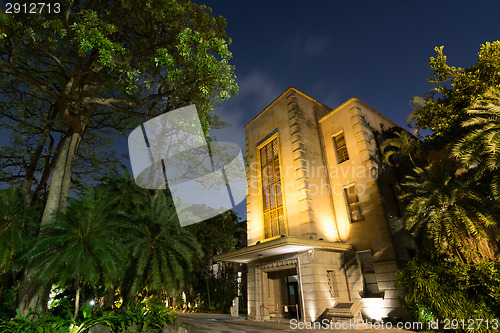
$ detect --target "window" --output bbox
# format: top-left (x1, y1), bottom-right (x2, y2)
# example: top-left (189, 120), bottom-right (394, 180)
top-left (343, 184), bottom-right (363, 222)
top-left (357, 250), bottom-right (381, 298)
top-left (327, 270), bottom-right (339, 298)
top-left (333, 131), bottom-right (349, 163)
top-left (260, 138), bottom-right (285, 238)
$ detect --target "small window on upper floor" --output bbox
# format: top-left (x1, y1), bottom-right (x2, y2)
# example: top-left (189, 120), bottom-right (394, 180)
top-left (343, 184), bottom-right (364, 222)
top-left (333, 131), bottom-right (349, 164)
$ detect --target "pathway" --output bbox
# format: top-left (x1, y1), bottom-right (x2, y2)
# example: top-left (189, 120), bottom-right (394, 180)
top-left (176, 313), bottom-right (421, 333)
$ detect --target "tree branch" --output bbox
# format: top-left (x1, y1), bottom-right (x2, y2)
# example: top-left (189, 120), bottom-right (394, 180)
top-left (0, 67), bottom-right (58, 99)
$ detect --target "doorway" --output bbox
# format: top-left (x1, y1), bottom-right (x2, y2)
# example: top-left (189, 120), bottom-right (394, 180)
top-left (264, 267), bottom-right (301, 321)
top-left (286, 274), bottom-right (301, 320)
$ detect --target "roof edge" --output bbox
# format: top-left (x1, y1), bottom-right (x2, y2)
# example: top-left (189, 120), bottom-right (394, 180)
top-left (318, 97), bottom-right (401, 129)
top-left (244, 87), bottom-right (333, 130)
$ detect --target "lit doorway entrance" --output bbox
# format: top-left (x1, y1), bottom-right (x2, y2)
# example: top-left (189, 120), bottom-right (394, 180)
top-left (286, 274), bottom-right (300, 320)
top-left (263, 267), bottom-right (301, 321)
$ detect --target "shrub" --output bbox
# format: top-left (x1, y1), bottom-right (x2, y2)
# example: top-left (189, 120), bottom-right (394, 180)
top-left (0, 310), bottom-right (71, 333)
top-left (397, 255), bottom-right (500, 332)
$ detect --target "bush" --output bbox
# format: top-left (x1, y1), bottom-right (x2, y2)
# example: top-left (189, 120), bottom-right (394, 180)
top-left (0, 296), bottom-right (177, 333)
top-left (0, 310), bottom-right (71, 333)
top-left (0, 286), bottom-right (17, 320)
top-left (397, 255), bottom-right (500, 332)
top-left (142, 296), bottom-right (175, 329)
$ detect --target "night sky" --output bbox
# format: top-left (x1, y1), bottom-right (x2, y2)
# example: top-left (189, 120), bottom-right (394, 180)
top-left (196, 0), bottom-right (500, 219)
top-left (202, 1), bottom-right (499, 144)
top-left (3, 1), bottom-right (500, 221)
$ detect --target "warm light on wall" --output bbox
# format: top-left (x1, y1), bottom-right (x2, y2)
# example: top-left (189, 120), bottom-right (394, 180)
top-left (315, 213), bottom-right (339, 241)
top-left (307, 303), bottom-right (317, 323)
top-left (361, 298), bottom-right (389, 321)
top-left (336, 215), bottom-right (350, 241)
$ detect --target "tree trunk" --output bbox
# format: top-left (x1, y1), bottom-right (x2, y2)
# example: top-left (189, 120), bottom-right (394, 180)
top-left (17, 131), bottom-right (83, 316)
top-left (206, 274), bottom-right (211, 308)
top-left (41, 131), bottom-right (82, 224)
top-left (104, 288), bottom-right (115, 310)
top-left (73, 281), bottom-right (81, 321)
top-left (16, 278), bottom-right (51, 318)
top-left (20, 106), bottom-right (57, 207)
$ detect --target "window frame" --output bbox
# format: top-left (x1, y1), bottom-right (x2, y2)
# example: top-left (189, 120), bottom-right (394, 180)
top-left (333, 130), bottom-right (349, 164)
top-left (257, 135), bottom-right (287, 240)
top-left (343, 183), bottom-right (364, 222)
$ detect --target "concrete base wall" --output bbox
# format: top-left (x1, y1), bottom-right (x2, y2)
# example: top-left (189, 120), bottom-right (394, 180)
top-left (246, 252), bottom-right (408, 323)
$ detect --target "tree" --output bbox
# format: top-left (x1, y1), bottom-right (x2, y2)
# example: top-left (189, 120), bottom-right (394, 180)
top-left (185, 210), bottom-right (242, 311)
top-left (409, 41), bottom-right (500, 145)
top-left (0, 77), bottom-right (119, 208)
top-left (0, 0), bottom-right (238, 314)
top-left (396, 255), bottom-right (500, 332)
top-left (25, 188), bottom-right (127, 320)
top-left (0, 187), bottom-right (39, 311)
top-left (0, 0), bottom-right (238, 221)
top-left (119, 191), bottom-right (202, 303)
top-left (453, 88), bottom-right (500, 202)
top-left (379, 129), bottom-right (421, 168)
top-left (401, 159), bottom-right (499, 263)
top-left (398, 41), bottom-right (500, 328)
top-left (97, 171), bottom-right (203, 302)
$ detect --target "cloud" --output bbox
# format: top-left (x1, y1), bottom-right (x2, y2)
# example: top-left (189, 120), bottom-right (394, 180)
top-left (237, 70), bottom-right (282, 107)
top-left (303, 34), bottom-right (328, 58)
top-left (210, 70), bottom-right (282, 150)
top-left (284, 32), bottom-right (329, 70)
top-left (286, 33), bottom-right (329, 57)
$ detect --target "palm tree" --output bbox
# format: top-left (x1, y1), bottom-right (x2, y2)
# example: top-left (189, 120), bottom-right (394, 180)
top-left (97, 172), bottom-right (203, 305)
top-left (401, 159), bottom-right (499, 263)
top-left (119, 190), bottom-right (202, 303)
top-left (0, 188), bottom-right (28, 274)
top-left (453, 88), bottom-right (500, 203)
top-left (98, 169), bottom-right (150, 213)
top-left (379, 129), bottom-right (421, 168)
top-left (26, 188), bottom-right (127, 320)
top-left (453, 87), bottom-right (500, 171)
top-left (0, 187), bottom-right (36, 309)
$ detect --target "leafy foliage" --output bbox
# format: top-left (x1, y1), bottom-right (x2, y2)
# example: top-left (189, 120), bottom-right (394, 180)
top-left (0, 301), bottom-right (176, 333)
top-left (120, 190), bottom-right (202, 298)
top-left (0, 188), bottom-right (35, 273)
top-left (395, 41), bottom-right (500, 329)
top-left (379, 129), bottom-right (421, 168)
top-left (26, 188), bottom-right (126, 290)
top-left (453, 88), bottom-right (500, 208)
top-left (397, 255), bottom-right (500, 332)
top-left (0, 309), bottom-right (72, 333)
top-left (401, 159), bottom-right (498, 263)
top-left (0, 0), bottom-right (238, 127)
top-left (143, 296), bottom-right (175, 329)
top-left (1, 0), bottom-right (238, 314)
top-left (454, 88), bottom-right (500, 171)
top-left (409, 41), bottom-right (500, 145)
top-left (185, 210), bottom-right (242, 312)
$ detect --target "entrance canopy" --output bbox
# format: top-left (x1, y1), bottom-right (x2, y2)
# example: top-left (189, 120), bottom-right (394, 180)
top-left (215, 236), bottom-right (351, 263)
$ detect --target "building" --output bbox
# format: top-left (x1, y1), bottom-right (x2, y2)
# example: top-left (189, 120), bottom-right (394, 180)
top-left (216, 88), bottom-right (415, 322)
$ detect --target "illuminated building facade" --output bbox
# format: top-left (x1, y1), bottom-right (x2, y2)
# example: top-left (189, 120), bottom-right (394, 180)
top-left (216, 88), bottom-right (414, 322)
